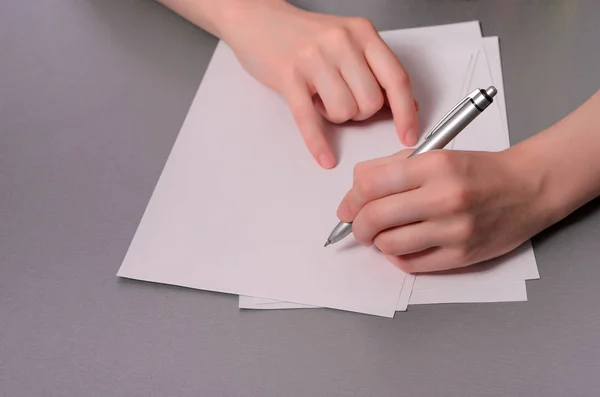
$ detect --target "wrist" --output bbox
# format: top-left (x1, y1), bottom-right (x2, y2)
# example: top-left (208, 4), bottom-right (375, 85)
top-left (218, 0), bottom-right (290, 42)
top-left (206, 0), bottom-right (242, 39)
top-left (501, 131), bottom-right (588, 234)
top-left (504, 91), bottom-right (600, 230)
top-left (498, 144), bottom-right (559, 232)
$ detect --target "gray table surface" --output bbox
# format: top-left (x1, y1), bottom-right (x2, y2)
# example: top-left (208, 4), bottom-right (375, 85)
top-left (2, 0), bottom-right (600, 396)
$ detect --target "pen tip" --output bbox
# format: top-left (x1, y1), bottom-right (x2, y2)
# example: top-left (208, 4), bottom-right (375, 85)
top-left (324, 240), bottom-right (331, 247)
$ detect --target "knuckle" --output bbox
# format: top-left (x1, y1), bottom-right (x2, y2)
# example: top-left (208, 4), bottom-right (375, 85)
top-left (361, 202), bottom-right (382, 231)
top-left (453, 246), bottom-right (472, 264)
top-left (354, 173), bottom-right (376, 200)
top-left (443, 183), bottom-right (471, 213)
top-left (326, 103), bottom-right (358, 123)
top-left (374, 234), bottom-right (395, 255)
top-left (322, 26), bottom-right (353, 47)
top-left (353, 161), bottom-right (368, 178)
top-left (389, 68), bottom-right (410, 88)
top-left (456, 217), bottom-right (476, 241)
top-left (396, 261), bottom-right (417, 274)
top-left (454, 182), bottom-right (473, 211)
top-left (353, 161), bottom-right (370, 184)
top-left (353, 161), bottom-right (368, 179)
top-left (349, 17), bottom-right (376, 33)
top-left (358, 92), bottom-right (385, 118)
top-left (428, 150), bottom-right (456, 171)
top-left (295, 45), bottom-right (322, 67)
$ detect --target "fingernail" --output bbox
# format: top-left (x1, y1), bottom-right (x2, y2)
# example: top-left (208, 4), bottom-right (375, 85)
top-left (405, 128), bottom-right (417, 146)
top-left (318, 153), bottom-right (335, 169)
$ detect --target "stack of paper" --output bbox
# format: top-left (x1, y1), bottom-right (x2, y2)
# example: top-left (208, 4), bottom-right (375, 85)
top-left (117, 21), bottom-right (539, 318)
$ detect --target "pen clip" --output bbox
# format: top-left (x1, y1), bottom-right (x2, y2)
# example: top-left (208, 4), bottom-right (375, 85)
top-left (424, 89), bottom-right (481, 140)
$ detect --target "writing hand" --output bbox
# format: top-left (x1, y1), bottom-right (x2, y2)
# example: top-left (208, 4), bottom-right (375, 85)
top-left (337, 149), bottom-right (548, 272)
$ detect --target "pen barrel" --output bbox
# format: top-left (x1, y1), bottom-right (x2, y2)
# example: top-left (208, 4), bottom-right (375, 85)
top-left (410, 102), bottom-right (481, 157)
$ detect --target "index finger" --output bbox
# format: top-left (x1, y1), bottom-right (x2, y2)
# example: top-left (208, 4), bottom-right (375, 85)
top-left (284, 80), bottom-right (336, 169)
top-left (364, 38), bottom-right (419, 146)
top-left (337, 149), bottom-right (418, 221)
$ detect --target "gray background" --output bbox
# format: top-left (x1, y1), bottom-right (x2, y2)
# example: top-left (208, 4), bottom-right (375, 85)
top-left (2, 0), bottom-right (600, 396)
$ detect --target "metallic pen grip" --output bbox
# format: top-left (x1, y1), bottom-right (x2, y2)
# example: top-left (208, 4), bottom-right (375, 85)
top-left (410, 101), bottom-right (481, 157)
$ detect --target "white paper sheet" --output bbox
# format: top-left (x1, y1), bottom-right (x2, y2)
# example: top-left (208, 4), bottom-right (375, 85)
top-left (117, 23), bottom-right (481, 317)
top-left (238, 36), bottom-right (540, 311)
top-left (409, 280), bottom-right (527, 305)
top-left (239, 279), bottom-right (528, 308)
top-left (411, 242), bottom-right (539, 290)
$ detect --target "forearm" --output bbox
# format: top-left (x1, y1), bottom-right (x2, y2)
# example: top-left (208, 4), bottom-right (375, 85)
top-left (156, 0), bottom-right (285, 38)
top-left (511, 90), bottom-right (600, 225)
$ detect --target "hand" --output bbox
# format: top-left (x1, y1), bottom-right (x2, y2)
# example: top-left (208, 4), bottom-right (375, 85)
top-left (336, 148), bottom-right (552, 273)
top-left (221, 0), bottom-right (418, 168)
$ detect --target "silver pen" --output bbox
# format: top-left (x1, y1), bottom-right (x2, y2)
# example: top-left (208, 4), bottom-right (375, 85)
top-left (324, 86), bottom-right (498, 247)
